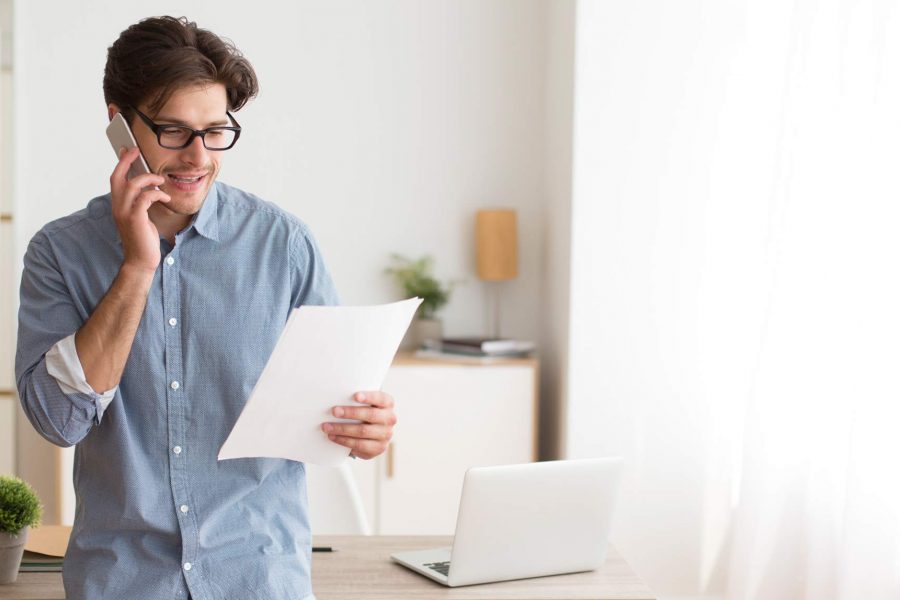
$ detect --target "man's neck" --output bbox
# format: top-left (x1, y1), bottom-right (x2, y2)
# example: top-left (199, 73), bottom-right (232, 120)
top-left (149, 202), bottom-right (193, 245)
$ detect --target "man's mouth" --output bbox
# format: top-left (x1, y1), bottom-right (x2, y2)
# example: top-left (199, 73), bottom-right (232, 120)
top-left (166, 173), bottom-right (207, 192)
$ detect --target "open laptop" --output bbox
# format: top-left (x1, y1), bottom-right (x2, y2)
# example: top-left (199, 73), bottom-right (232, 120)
top-left (390, 457), bottom-right (624, 587)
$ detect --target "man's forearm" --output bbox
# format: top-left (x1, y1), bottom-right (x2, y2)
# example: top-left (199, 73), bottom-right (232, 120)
top-left (75, 264), bottom-right (155, 392)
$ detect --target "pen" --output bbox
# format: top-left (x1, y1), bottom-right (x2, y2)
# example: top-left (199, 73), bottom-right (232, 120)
top-left (312, 546), bottom-right (333, 552)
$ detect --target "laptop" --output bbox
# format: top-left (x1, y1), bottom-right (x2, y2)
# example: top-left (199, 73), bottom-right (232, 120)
top-left (390, 457), bottom-right (624, 587)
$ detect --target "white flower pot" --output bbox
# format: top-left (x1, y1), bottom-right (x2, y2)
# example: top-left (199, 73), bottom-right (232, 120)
top-left (398, 318), bottom-right (443, 351)
top-left (0, 527), bottom-right (29, 584)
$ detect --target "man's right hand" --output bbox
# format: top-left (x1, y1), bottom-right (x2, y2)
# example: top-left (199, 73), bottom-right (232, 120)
top-left (110, 147), bottom-right (171, 274)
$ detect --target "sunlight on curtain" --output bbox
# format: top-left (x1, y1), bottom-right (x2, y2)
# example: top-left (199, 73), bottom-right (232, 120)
top-left (726, 1), bottom-right (900, 597)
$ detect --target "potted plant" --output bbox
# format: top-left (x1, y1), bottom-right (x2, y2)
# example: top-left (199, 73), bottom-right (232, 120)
top-left (385, 254), bottom-right (456, 350)
top-left (0, 476), bottom-right (42, 584)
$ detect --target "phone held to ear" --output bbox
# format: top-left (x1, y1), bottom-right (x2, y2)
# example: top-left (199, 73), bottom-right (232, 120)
top-left (105, 113), bottom-right (153, 181)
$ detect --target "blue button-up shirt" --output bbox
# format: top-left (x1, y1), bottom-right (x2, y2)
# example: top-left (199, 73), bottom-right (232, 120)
top-left (15, 181), bottom-right (338, 600)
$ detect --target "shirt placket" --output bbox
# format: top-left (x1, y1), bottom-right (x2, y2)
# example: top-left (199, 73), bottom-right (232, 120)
top-left (161, 240), bottom-right (203, 597)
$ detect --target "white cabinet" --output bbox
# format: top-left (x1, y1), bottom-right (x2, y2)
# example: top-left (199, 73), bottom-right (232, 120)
top-left (351, 355), bottom-right (538, 535)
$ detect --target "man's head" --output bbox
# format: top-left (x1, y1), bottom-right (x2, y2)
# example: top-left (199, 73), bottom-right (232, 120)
top-left (104, 16), bottom-right (258, 216)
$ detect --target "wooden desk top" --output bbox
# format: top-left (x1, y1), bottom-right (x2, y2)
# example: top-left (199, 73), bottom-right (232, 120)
top-left (0, 536), bottom-right (656, 600)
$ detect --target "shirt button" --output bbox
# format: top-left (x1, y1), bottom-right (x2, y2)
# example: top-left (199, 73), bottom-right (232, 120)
top-left (173, 446), bottom-right (182, 455)
top-left (183, 562), bottom-right (192, 571)
top-left (169, 318), bottom-right (177, 327)
top-left (180, 505), bottom-right (189, 514)
top-left (166, 256), bottom-right (175, 266)
top-left (170, 381), bottom-right (180, 390)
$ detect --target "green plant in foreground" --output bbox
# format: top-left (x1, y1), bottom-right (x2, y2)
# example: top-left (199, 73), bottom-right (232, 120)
top-left (384, 254), bottom-right (456, 320)
top-left (0, 475), bottom-right (42, 536)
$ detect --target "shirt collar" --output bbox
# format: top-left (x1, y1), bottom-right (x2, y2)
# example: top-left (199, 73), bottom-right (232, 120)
top-left (189, 182), bottom-right (220, 242)
top-left (110, 182), bottom-right (220, 247)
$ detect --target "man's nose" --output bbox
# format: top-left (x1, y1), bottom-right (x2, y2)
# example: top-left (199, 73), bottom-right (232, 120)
top-left (180, 134), bottom-right (208, 165)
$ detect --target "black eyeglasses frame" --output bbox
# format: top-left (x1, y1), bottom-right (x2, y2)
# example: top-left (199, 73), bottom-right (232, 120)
top-left (129, 106), bottom-right (242, 151)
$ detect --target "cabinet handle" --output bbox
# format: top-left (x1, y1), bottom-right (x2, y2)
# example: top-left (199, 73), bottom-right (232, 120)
top-left (387, 443), bottom-right (395, 479)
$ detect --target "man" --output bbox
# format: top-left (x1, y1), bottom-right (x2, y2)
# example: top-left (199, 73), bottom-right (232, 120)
top-left (15, 16), bottom-right (395, 600)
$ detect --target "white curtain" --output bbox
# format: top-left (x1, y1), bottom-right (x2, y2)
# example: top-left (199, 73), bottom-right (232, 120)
top-left (567, 0), bottom-right (900, 596)
top-left (725, 0), bottom-right (900, 597)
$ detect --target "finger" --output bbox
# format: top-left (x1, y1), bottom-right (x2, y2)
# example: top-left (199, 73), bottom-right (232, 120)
top-left (111, 148), bottom-right (163, 193)
top-left (110, 148), bottom-right (153, 195)
top-left (321, 422), bottom-right (392, 441)
top-left (352, 391), bottom-right (394, 408)
top-left (111, 146), bottom-right (141, 184)
top-left (326, 435), bottom-right (385, 459)
top-left (125, 172), bottom-right (166, 195)
top-left (333, 405), bottom-right (397, 426)
top-left (132, 189), bottom-right (172, 213)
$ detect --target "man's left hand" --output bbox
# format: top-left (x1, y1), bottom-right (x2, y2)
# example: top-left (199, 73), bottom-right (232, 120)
top-left (321, 391), bottom-right (396, 460)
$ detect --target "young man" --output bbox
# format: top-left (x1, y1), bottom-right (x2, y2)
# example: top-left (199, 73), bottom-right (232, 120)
top-left (15, 16), bottom-right (395, 600)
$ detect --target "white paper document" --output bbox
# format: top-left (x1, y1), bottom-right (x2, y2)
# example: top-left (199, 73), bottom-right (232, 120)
top-left (218, 297), bottom-right (422, 466)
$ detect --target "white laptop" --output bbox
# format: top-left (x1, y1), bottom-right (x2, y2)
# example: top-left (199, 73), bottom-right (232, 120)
top-left (390, 457), bottom-right (624, 587)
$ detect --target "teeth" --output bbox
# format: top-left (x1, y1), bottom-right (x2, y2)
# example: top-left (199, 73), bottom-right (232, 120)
top-left (170, 175), bottom-right (202, 183)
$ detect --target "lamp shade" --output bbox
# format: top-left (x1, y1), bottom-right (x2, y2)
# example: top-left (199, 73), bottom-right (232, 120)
top-left (476, 209), bottom-right (518, 281)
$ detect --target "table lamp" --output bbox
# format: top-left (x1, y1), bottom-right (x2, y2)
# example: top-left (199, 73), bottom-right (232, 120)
top-left (476, 208), bottom-right (518, 339)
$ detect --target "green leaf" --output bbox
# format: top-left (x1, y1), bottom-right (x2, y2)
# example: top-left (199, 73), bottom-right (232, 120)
top-left (384, 254), bottom-right (457, 319)
top-left (0, 476), bottom-right (43, 535)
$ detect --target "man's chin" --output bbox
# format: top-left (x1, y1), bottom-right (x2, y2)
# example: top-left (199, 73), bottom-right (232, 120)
top-left (159, 183), bottom-right (213, 215)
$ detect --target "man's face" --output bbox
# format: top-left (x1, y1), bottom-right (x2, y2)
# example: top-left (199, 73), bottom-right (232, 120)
top-left (129, 82), bottom-right (229, 217)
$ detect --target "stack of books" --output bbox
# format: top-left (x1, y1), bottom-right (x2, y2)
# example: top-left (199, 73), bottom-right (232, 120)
top-left (19, 525), bottom-right (69, 573)
top-left (421, 337), bottom-right (535, 358)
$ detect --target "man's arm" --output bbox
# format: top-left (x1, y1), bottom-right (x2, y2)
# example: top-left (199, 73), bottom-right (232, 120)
top-left (74, 265), bottom-right (155, 392)
top-left (16, 148), bottom-right (169, 446)
top-left (75, 147), bottom-right (170, 391)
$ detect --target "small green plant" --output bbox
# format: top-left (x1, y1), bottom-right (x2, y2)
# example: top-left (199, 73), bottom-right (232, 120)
top-left (384, 254), bottom-right (455, 320)
top-left (0, 476), bottom-right (42, 536)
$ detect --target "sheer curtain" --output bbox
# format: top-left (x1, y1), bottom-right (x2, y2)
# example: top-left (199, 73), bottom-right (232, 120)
top-left (567, 0), bottom-right (900, 596)
top-left (725, 0), bottom-right (900, 597)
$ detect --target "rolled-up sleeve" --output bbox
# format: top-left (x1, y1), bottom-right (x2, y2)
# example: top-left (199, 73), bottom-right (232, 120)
top-left (15, 235), bottom-right (104, 447)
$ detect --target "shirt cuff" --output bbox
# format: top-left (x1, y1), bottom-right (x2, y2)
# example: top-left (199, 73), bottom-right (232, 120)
top-left (45, 334), bottom-right (118, 423)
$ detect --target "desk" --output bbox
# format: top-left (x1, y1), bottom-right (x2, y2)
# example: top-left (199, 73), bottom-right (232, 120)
top-left (0, 536), bottom-right (656, 600)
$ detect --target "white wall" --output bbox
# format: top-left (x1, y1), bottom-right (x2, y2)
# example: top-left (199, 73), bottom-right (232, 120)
top-left (0, 0), bottom-right (14, 478)
top-left (13, 0), bottom-right (547, 340)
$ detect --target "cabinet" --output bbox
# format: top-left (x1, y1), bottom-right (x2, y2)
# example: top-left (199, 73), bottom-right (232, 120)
top-left (351, 354), bottom-right (538, 534)
top-left (21, 355), bottom-right (539, 535)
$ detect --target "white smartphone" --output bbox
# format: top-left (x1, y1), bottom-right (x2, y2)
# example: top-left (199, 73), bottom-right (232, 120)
top-left (105, 113), bottom-right (153, 180)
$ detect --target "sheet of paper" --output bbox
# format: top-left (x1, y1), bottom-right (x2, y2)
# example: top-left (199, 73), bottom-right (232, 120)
top-left (218, 297), bottom-right (422, 466)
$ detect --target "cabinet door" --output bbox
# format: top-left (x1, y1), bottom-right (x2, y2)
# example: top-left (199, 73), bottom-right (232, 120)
top-left (377, 364), bottom-right (535, 535)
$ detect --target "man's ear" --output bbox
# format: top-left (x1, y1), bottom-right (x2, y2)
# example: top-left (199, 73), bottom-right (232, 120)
top-left (108, 104), bottom-right (122, 121)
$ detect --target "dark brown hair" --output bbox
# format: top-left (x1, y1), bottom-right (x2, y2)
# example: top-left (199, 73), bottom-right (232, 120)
top-left (103, 16), bottom-right (259, 120)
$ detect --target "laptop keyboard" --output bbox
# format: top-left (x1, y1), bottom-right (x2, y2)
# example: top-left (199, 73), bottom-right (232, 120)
top-left (424, 561), bottom-right (450, 576)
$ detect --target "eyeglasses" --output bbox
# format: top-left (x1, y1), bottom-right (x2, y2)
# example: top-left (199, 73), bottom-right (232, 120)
top-left (130, 107), bottom-right (242, 151)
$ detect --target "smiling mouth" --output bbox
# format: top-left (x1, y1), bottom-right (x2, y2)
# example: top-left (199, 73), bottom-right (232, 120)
top-left (166, 173), bottom-right (207, 191)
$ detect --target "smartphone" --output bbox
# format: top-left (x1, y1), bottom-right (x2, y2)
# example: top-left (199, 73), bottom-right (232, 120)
top-left (105, 113), bottom-right (153, 181)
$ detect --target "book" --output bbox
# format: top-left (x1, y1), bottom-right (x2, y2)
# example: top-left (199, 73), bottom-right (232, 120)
top-left (20, 550), bottom-right (64, 572)
top-left (413, 349), bottom-right (528, 363)
top-left (19, 524), bottom-right (70, 573)
top-left (436, 337), bottom-right (535, 356)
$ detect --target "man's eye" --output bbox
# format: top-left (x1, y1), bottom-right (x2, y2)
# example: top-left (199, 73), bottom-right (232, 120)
top-left (206, 130), bottom-right (225, 138)
top-left (160, 128), bottom-right (186, 136)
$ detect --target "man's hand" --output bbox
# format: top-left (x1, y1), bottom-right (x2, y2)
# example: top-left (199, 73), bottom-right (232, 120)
top-left (110, 146), bottom-right (170, 274)
top-left (321, 391), bottom-right (396, 460)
